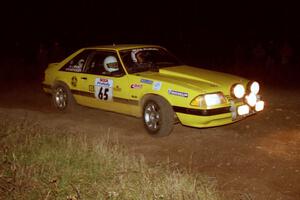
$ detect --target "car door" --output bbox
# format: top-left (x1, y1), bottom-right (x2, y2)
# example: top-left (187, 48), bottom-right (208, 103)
top-left (58, 49), bottom-right (91, 95)
top-left (77, 50), bottom-right (138, 116)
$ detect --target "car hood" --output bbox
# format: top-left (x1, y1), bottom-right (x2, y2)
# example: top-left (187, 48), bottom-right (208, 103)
top-left (138, 65), bottom-right (247, 93)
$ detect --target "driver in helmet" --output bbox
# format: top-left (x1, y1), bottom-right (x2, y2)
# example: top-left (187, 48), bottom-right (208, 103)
top-left (130, 50), bottom-right (158, 72)
top-left (136, 52), bottom-right (145, 64)
top-left (131, 50), bottom-right (150, 68)
top-left (103, 56), bottom-right (119, 73)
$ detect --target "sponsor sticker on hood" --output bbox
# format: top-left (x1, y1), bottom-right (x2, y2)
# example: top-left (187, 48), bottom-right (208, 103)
top-left (168, 89), bottom-right (188, 98)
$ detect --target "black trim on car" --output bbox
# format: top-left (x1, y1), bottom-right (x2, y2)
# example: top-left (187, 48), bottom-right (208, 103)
top-left (113, 97), bottom-right (139, 105)
top-left (173, 106), bottom-right (231, 116)
top-left (71, 89), bottom-right (95, 97)
top-left (71, 89), bottom-right (139, 105)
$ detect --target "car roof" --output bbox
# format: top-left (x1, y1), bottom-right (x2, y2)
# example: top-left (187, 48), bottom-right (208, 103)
top-left (85, 44), bottom-right (162, 51)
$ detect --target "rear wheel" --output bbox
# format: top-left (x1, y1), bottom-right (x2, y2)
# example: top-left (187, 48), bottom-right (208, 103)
top-left (52, 84), bottom-right (75, 111)
top-left (143, 96), bottom-right (174, 137)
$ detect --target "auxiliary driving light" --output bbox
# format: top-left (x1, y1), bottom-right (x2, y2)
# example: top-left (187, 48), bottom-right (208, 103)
top-left (232, 84), bottom-right (245, 99)
top-left (237, 105), bottom-right (250, 116)
top-left (250, 81), bottom-right (260, 94)
top-left (245, 93), bottom-right (257, 107)
top-left (255, 101), bottom-right (265, 111)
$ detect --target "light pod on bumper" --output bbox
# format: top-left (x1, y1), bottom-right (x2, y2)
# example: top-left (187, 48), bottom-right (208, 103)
top-left (255, 101), bottom-right (264, 111)
top-left (248, 81), bottom-right (260, 95)
top-left (231, 84), bottom-right (245, 99)
top-left (237, 105), bottom-right (250, 116)
top-left (245, 93), bottom-right (257, 107)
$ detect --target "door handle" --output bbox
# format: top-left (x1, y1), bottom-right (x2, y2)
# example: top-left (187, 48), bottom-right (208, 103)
top-left (81, 77), bottom-right (87, 80)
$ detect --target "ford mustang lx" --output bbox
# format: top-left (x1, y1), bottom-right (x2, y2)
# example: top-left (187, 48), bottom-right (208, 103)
top-left (42, 44), bottom-right (264, 136)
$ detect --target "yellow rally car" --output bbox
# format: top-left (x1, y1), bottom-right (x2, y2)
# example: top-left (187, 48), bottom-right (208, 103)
top-left (42, 44), bottom-right (264, 136)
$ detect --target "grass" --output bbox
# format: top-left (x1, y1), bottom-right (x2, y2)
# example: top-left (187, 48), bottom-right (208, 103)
top-left (0, 117), bottom-right (220, 200)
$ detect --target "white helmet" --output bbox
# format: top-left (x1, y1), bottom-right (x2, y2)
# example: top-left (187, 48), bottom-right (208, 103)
top-left (103, 56), bottom-right (118, 72)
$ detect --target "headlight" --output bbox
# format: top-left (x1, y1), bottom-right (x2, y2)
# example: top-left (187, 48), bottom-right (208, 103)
top-left (204, 94), bottom-right (223, 106)
top-left (248, 81), bottom-right (260, 95)
top-left (190, 92), bottom-right (226, 108)
top-left (231, 84), bottom-right (245, 99)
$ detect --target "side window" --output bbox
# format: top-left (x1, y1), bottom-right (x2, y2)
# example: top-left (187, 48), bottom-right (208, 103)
top-left (84, 51), bottom-right (124, 76)
top-left (60, 50), bottom-right (91, 73)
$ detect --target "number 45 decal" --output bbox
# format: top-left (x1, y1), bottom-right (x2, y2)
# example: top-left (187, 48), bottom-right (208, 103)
top-left (98, 87), bottom-right (109, 100)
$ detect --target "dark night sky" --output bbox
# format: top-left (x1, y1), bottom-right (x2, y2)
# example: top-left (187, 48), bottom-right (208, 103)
top-left (3, 1), bottom-right (299, 42)
top-left (1, 1), bottom-right (300, 67)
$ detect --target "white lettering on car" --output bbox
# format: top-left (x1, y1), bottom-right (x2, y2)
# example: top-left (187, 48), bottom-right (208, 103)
top-left (168, 89), bottom-right (188, 98)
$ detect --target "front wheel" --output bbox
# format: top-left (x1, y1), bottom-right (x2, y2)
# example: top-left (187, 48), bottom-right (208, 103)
top-left (143, 96), bottom-right (175, 137)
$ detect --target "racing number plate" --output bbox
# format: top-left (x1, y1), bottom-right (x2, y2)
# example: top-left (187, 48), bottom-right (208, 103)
top-left (94, 78), bottom-right (113, 101)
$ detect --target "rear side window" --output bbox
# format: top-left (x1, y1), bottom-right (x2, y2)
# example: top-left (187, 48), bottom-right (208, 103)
top-left (83, 51), bottom-right (124, 76)
top-left (60, 50), bottom-right (91, 73)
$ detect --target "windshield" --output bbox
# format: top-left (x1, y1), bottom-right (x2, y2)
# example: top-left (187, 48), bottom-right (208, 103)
top-left (119, 47), bottom-right (183, 73)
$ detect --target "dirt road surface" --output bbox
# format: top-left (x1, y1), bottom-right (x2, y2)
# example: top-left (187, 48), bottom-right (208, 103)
top-left (1, 80), bottom-right (299, 200)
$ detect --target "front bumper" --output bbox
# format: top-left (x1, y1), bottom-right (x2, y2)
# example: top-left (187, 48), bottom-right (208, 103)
top-left (174, 98), bottom-right (264, 128)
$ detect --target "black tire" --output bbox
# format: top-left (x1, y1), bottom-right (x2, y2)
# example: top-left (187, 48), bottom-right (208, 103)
top-left (52, 84), bottom-right (75, 111)
top-left (143, 95), bottom-right (175, 137)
